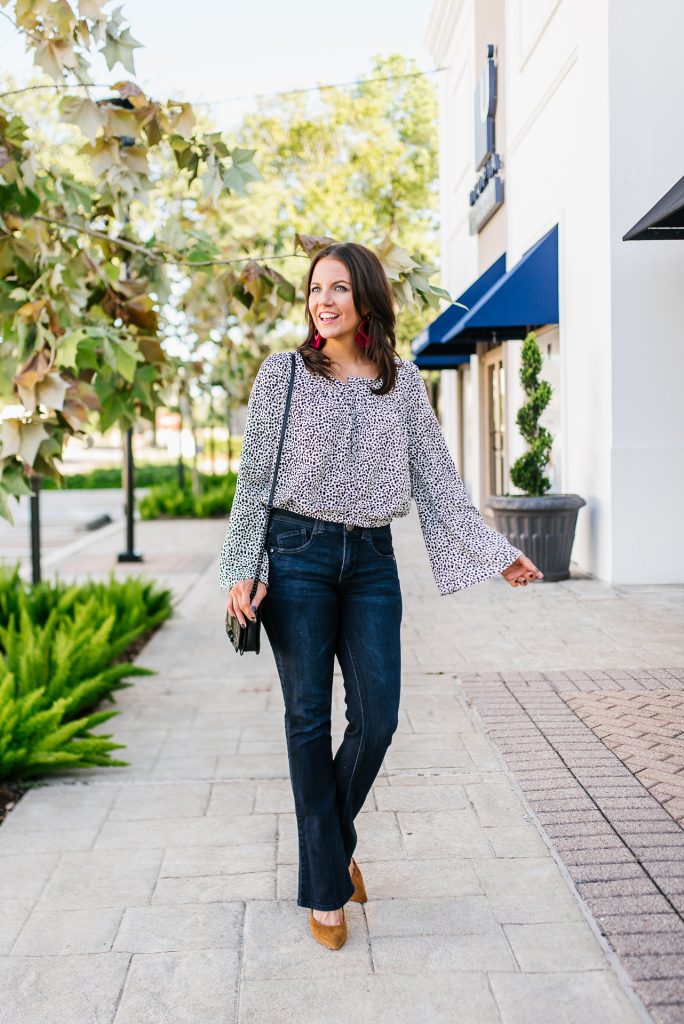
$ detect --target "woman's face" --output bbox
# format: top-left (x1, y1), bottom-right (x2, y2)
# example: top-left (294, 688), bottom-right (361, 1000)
top-left (308, 256), bottom-right (364, 341)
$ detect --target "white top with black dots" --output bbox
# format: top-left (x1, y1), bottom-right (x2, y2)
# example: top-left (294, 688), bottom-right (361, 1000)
top-left (218, 350), bottom-right (522, 595)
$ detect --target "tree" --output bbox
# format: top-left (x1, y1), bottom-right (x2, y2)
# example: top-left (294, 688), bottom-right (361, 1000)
top-left (0, 4), bottom-right (451, 524)
top-left (0, 0), bottom-right (260, 521)
top-left (190, 54), bottom-right (443, 358)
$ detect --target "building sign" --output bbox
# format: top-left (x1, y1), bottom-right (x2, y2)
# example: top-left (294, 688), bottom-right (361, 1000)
top-left (474, 45), bottom-right (497, 170)
top-left (469, 44), bottom-right (504, 235)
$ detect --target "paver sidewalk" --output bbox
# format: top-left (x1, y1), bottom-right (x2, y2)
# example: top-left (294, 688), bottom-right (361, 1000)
top-left (1, 510), bottom-right (676, 1023)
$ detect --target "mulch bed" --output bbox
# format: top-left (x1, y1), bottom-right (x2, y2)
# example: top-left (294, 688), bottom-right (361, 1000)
top-left (0, 779), bottom-right (33, 827)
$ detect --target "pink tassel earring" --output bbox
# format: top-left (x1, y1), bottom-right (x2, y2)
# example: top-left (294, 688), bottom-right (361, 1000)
top-left (312, 330), bottom-right (324, 349)
top-left (355, 316), bottom-right (371, 348)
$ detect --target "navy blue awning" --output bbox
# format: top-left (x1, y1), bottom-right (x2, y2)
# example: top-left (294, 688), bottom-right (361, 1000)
top-left (411, 254), bottom-right (506, 363)
top-left (442, 225), bottom-right (558, 344)
top-left (413, 352), bottom-right (473, 369)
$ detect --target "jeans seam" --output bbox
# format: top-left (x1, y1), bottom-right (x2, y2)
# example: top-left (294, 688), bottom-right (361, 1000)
top-left (338, 528), bottom-right (346, 585)
top-left (340, 628), bottom-right (365, 822)
top-left (268, 635), bottom-right (310, 903)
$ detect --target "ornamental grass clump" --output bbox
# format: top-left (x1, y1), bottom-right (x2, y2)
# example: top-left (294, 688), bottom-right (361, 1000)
top-left (0, 568), bottom-right (173, 781)
top-left (509, 332), bottom-right (554, 497)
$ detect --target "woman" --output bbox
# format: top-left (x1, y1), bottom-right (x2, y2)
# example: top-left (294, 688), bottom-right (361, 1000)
top-left (219, 242), bottom-right (542, 951)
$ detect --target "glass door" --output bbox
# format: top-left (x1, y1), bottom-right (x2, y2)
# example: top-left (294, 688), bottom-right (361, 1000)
top-left (483, 347), bottom-right (505, 496)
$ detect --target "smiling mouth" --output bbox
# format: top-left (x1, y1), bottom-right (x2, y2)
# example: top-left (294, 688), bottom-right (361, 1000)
top-left (319, 314), bottom-right (339, 321)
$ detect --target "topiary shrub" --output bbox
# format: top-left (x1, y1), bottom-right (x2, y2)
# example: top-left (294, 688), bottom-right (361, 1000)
top-left (509, 332), bottom-right (554, 497)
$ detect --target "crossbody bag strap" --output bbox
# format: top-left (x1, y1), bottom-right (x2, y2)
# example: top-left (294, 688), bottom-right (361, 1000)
top-left (250, 351), bottom-right (296, 594)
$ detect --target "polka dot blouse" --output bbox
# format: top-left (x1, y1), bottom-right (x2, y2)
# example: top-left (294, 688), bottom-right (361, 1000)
top-left (218, 350), bottom-right (522, 595)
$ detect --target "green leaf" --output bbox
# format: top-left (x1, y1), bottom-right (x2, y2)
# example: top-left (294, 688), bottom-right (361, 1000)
top-left (0, 183), bottom-right (39, 217)
top-left (221, 147), bottom-right (261, 196)
top-left (0, 486), bottom-right (15, 525)
top-left (186, 242), bottom-right (219, 264)
top-left (55, 329), bottom-right (90, 369)
top-left (112, 339), bottom-right (141, 382)
top-left (4, 115), bottom-right (29, 146)
top-left (98, 391), bottom-right (130, 432)
top-left (0, 462), bottom-right (32, 498)
top-left (100, 25), bottom-right (142, 75)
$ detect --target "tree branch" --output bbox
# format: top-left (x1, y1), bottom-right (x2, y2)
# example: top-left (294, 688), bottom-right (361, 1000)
top-left (0, 8), bottom-right (42, 45)
top-left (0, 83), bottom-right (114, 99)
top-left (32, 214), bottom-right (307, 267)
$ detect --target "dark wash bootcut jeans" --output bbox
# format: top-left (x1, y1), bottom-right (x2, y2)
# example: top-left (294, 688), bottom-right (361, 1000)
top-left (260, 508), bottom-right (403, 911)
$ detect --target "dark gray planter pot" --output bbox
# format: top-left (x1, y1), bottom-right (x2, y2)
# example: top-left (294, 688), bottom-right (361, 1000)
top-left (486, 493), bottom-right (586, 582)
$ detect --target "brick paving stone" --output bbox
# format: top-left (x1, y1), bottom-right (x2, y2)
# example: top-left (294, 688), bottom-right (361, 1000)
top-left (612, 931), bottom-right (684, 956)
top-left (577, 879), bottom-right (660, 899)
top-left (552, 836), bottom-right (631, 854)
top-left (593, 914), bottom-right (684, 937)
top-left (566, 690), bottom-right (684, 827)
top-left (571, 862), bottom-right (647, 883)
top-left (623, 955), bottom-right (684, 981)
top-left (535, 810), bottom-right (607, 825)
top-left (586, 894), bottom-right (673, 916)
top-left (635, 978), bottom-right (684, 1005)
top-left (639, 862), bottom-right (684, 878)
top-left (461, 667), bottom-right (684, 1024)
top-left (651, 1007), bottom-right (684, 1024)
top-left (541, 822), bottom-right (617, 840)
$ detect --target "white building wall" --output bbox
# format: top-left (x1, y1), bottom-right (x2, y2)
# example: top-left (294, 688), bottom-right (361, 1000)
top-left (426, 0), bottom-right (684, 583)
top-left (427, 0), bottom-right (479, 295)
top-left (426, 0), bottom-right (488, 510)
top-left (503, 0), bottom-right (615, 579)
top-left (607, 0), bottom-right (684, 583)
top-left (461, 362), bottom-right (474, 494)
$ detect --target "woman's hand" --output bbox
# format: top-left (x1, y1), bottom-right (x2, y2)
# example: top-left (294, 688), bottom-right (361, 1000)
top-left (227, 579), bottom-right (268, 626)
top-left (500, 554), bottom-right (544, 587)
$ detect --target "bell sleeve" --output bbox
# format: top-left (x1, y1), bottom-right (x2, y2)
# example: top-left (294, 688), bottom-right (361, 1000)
top-left (218, 353), bottom-right (287, 592)
top-left (405, 361), bottom-right (522, 594)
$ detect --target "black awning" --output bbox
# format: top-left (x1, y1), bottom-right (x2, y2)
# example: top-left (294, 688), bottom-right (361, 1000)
top-left (623, 175), bottom-right (684, 240)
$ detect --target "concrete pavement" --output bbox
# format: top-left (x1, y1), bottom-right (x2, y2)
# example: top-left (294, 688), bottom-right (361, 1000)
top-left (1, 508), bottom-right (682, 1022)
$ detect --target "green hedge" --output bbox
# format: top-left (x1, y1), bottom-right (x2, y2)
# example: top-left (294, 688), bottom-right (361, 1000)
top-left (41, 462), bottom-right (183, 490)
top-left (41, 445), bottom-right (243, 491)
top-left (139, 472), bottom-right (237, 520)
top-left (0, 567), bottom-right (173, 782)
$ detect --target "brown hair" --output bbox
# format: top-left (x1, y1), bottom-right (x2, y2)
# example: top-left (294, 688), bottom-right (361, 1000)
top-left (298, 242), bottom-right (399, 394)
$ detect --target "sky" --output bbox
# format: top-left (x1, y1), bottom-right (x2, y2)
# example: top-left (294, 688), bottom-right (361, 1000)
top-left (0, 1), bottom-right (438, 131)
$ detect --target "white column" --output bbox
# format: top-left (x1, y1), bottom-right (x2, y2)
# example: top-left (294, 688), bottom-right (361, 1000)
top-left (470, 350), bottom-right (486, 508)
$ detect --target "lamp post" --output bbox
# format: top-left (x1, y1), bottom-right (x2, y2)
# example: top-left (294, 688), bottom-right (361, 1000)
top-left (117, 424), bottom-right (142, 563)
top-left (96, 93), bottom-right (144, 564)
top-left (209, 389), bottom-right (216, 475)
top-left (177, 377), bottom-right (185, 490)
top-left (29, 473), bottom-right (41, 584)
